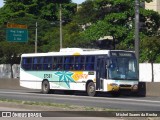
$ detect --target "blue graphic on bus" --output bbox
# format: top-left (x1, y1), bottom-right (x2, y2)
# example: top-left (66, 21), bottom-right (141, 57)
top-left (55, 71), bottom-right (75, 88)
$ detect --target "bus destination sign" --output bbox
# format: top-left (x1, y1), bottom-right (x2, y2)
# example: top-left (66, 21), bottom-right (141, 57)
top-left (110, 52), bottom-right (133, 57)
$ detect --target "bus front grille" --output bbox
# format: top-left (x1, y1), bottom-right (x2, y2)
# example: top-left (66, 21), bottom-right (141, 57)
top-left (120, 85), bottom-right (132, 87)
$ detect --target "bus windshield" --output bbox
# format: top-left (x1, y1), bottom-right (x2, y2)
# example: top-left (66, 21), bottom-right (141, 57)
top-left (108, 57), bottom-right (138, 80)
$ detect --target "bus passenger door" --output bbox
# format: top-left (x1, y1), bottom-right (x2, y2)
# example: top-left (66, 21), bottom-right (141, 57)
top-left (96, 58), bottom-right (106, 90)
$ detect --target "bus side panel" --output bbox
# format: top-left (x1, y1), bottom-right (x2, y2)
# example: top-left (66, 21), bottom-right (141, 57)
top-left (50, 71), bottom-right (96, 91)
top-left (20, 69), bottom-right (96, 91)
top-left (49, 82), bottom-right (86, 91)
top-left (20, 68), bottom-right (42, 89)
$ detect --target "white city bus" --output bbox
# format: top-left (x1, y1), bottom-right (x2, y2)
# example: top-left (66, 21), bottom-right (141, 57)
top-left (20, 48), bottom-right (138, 96)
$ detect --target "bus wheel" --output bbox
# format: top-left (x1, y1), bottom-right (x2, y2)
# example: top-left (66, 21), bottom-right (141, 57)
top-left (87, 82), bottom-right (96, 97)
top-left (42, 80), bottom-right (50, 94)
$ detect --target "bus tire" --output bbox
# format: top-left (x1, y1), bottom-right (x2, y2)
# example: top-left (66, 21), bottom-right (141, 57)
top-left (42, 80), bottom-right (50, 94)
top-left (86, 82), bottom-right (96, 97)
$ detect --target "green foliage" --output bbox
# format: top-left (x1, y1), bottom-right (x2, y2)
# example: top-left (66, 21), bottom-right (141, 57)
top-left (77, 0), bottom-right (160, 53)
top-left (140, 36), bottom-right (160, 63)
top-left (0, 41), bottom-right (34, 64)
top-left (2, 0), bottom-right (75, 22)
top-left (0, 0), bottom-right (76, 64)
top-left (74, 0), bottom-right (97, 24)
top-left (0, 0), bottom-right (160, 64)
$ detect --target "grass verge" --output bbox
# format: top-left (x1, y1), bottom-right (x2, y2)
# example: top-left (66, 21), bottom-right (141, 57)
top-left (0, 98), bottom-right (118, 111)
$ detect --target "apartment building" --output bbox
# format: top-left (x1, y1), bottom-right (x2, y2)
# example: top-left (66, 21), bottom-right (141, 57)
top-left (145, 0), bottom-right (160, 13)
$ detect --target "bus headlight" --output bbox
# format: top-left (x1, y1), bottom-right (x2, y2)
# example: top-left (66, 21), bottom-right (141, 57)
top-left (132, 84), bottom-right (138, 91)
top-left (108, 83), bottom-right (119, 91)
top-left (110, 83), bottom-right (118, 87)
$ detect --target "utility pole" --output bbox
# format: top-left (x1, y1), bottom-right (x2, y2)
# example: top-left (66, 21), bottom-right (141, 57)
top-left (60, 4), bottom-right (62, 49)
top-left (135, 0), bottom-right (140, 74)
top-left (35, 22), bottom-right (37, 53)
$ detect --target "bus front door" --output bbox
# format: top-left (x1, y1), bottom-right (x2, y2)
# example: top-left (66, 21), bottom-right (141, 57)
top-left (96, 58), bottom-right (106, 90)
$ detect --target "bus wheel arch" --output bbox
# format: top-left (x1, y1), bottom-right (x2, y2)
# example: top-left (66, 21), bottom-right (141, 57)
top-left (86, 80), bottom-right (96, 97)
top-left (42, 79), bottom-right (50, 94)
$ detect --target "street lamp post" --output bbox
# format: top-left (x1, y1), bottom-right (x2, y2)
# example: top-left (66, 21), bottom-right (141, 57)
top-left (135, 0), bottom-right (140, 76)
top-left (60, 4), bottom-right (62, 49)
top-left (35, 22), bottom-right (38, 53)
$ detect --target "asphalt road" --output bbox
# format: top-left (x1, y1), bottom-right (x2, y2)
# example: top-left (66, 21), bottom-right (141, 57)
top-left (0, 89), bottom-right (160, 111)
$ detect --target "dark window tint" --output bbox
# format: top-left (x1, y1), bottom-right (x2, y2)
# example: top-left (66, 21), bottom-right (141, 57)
top-left (43, 57), bottom-right (52, 70)
top-left (75, 56), bottom-right (84, 63)
top-left (33, 64), bottom-right (42, 70)
top-left (85, 56), bottom-right (95, 70)
top-left (33, 57), bottom-right (43, 64)
top-left (86, 56), bottom-right (95, 63)
top-left (53, 57), bottom-right (63, 70)
top-left (75, 56), bottom-right (85, 70)
top-left (32, 57), bottom-right (43, 70)
top-left (43, 64), bottom-right (52, 70)
top-left (64, 56), bottom-right (74, 70)
top-left (56, 64), bottom-right (63, 70)
top-left (22, 58), bottom-right (32, 64)
top-left (44, 57), bottom-right (52, 63)
top-left (64, 56), bottom-right (74, 63)
top-left (53, 57), bottom-right (63, 63)
top-left (21, 57), bottom-right (32, 70)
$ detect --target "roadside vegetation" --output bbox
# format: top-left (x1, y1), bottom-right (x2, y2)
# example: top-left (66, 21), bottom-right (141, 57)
top-left (0, 0), bottom-right (160, 64)
top-left (0, 98), bottom-right (117, 111)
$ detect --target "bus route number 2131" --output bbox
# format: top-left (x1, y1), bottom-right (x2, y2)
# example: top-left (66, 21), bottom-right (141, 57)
top-left (44, 74), bottom-right (52, 79)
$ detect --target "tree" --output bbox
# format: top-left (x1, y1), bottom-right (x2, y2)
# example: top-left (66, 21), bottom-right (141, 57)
top-left (0, 0), bottom-right (77, 61)
top-left (2, 0), bottom-right (76, 22)
top-left (75, 0), bottom-right (160, 50)
top-left (0, 0), bottom-right (160, 65)
top-left (0, 41), bottom-right (34, 78)
top-left (140, 36), bottom-right (160, 63)
top-left (74, 0), bottom-right (97, 24)
top-left (140, 35), bottom-right (160, 82)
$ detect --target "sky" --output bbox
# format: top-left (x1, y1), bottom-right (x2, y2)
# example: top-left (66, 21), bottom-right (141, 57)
top-left (0, 0), bottom-right (4, 8)
top-left (0, 0), bottom-right (86, 8)
top-left (72, 0), bottom-right (85, 4)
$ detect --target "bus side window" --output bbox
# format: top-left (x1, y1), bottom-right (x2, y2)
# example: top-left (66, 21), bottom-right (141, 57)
top-left (43, 57), bottom-right (52, 70)
top-left (85, 56), bottom-right (95, 70)
top-left (64, 56), bottom-right (74, 70)
top-left (53, 57), bottom-right (56, 70)
top-left (64, 57), bottom-right (70, 70)
top-left (53, 64), bottom-right (56, 70)
top-left (53, 57), bottom-right (63, 70)
top-left (33, 57), bottom-right (43, 70)
top-left (56, 64), bottom-right (63, 70)
top-left (22, 57), bottom-right (32, 70)
top-left (65, 57), bottom-right (70, 63)
top-left (75, 56), bottom-right (84, 70)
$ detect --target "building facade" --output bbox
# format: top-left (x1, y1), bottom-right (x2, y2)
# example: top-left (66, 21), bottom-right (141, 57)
top-left (145, 0), bottom-right (160, 13)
